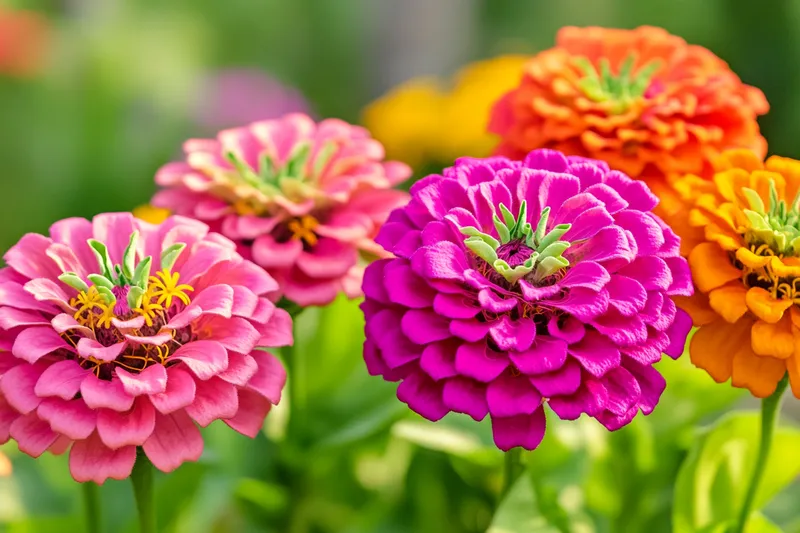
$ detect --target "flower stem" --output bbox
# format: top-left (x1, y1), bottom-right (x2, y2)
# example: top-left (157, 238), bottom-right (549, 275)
top-left (82, 482), bottom-right (101, 533)
top-left (734, 374), bottom-right (789, 533)
top-left (131, 452), bottom-right (157, 533)
top-left (501, 447), bottom-right (523, 498)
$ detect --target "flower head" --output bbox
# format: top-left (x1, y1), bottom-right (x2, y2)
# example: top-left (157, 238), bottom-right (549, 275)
top-left (152, 113), bottom-right (411, 306)
top-left (0, 213), bottom-right (292, 483)
top-left (489, 26), bottom-right (768, 195)
top-left (362, 149), bottom-right (693, 450)
top-left (672, 150), bottom-right (800, 398)
top-left (363, 55), bottom-right (528, 169)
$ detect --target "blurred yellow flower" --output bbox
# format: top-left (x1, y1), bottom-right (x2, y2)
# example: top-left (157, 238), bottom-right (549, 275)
top-left (362, 55), bottom-right (527, 169)
top-left (133, 204), bottom-right (170, 224)
top-left (0, 450), bottom-right (10, 477)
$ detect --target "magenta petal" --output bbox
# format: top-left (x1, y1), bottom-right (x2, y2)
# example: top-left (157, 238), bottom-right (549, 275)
top-left (518, 281), bottom-right (561, 301)
top-left (419, 341), bottom-right (458, 380)
top-left (80, 375), bottom-right (134, 412)
top-left (478, 289), bottom-right (517, 313)
top-left (509, 337), bottom-right (567, 375)
top-left (665, 308), bottom-right (692, 359)
top-left (0, 307), bottom-right (49, 329)
top-left (548, 379), bottom-right (608, 419)
top-left (665, 257), bottom-right (693, 297)
top-left (546, 317), bottom-right (585, 344)
top-left (615, 211), bottom-right (665, 256)
top-left (362, 259), bottom-right (391, 304)
top-left (549, 288), bottom-right (609, 322)
top-left (619, 256), bottom-right (672, 291)
top-left (601, 367), bottom-right (641, 416)
top-left (487, 371), bottom-right (542, 417)
top-left (529, 359), bottom-right (582, 397)
top-left (1, 364), bottom-right (44, 414)
top-left (411, 242), bottom-right (467, 281)
top-left (116, 365), bottom-right (168, 396)
top-left (568, 331), bottom-right (621, 378)
top-left (455, 343), bottom-right (509, 382)
top-left (37, 397), bottom-right (97, 440)
top-left (625, 360), bottom-right (667, 414)
top-left (491, 407), bottom-right (547, 451)
top-left (597, 405), bottom-right (639, 431)
top-left (69, 432), bottom-right (137, 484)
top-left (224, 388), bottom-right (272, 438)
top-left (245, 351), bottom-right (286, 405)
top-left (396, 371), bottom-right (447, 421)
top-left (591, 311), bottom-right (648, 347)
top-left (150, 368), bottom-right (197, 414)
top-left (442, 377), bottom-right (488, 421)
top-left (606, 275), bottom-right (647, 316)
top-left (143, 410), bottom-right (204, 473)
top-left (34, 359), bottom-right (90, 400)
top-left (450, 319), bottom-right (492, 342)
top-left (12, 327), bottom-right (72, 363)
top-left (185, 377), bottom-right (239, 426)
top-left (565, 206), bottom-right (614, 241)
top-left (97, 398), bottom-right (156, 449)
top-left (171, 340), bottom-right (229, 380)
top-left (384, 261), bottom-right (436, 309)
top-left (401, 310), bottom-right (451, 345)
top-left (433, 293), bottom-right (479, 319)
top-left (558, 262), bottom-right (611, 291)
top-left (489, 316), bottom-right (536, 352)
top-left (9, 412), bottom-right (57, 457)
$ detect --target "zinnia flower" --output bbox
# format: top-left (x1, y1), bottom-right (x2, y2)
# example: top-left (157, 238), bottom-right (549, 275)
top-left (0, 213), bottom-right (292, 483)
top-left (363, 55), bottom-right (527, 169)
top-left (672, 149), bottom-right (800, 398)
top-left (152, 113), bottom-right (411, 306)
top-left (489, 26), bottom-right (768, 207)
top-left (361, 149), bottom-right (693, 450)
top-left (0, 7), bottom-right (49, 78)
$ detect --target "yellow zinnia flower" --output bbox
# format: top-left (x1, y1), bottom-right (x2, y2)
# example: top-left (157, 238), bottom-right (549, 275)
top-left (671, 149), bottom-right (800, 398)
top-left (132, 204), bottom-right (170, 224)
top-left (362, 55), bottom-right (528, 169)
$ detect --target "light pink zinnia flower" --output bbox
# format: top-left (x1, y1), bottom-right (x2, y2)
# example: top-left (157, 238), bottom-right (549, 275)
top-left (152, 113), bottom-right (412, 306)
top-left (0, 213), bottom-right (292, 484)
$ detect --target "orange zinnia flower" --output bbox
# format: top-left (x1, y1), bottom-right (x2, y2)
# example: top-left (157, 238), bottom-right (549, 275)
top-left (489, 26), bottom-right (768, 210)
top-left (0, 7), bottom-right (50, 77)
top-left (672, 149), bottom-right (800, 398)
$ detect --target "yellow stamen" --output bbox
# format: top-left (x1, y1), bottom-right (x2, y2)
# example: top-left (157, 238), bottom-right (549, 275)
top-left (148, 269), bottom-right (194, 309)
top-left (288, 215), bottom-right (319, 247)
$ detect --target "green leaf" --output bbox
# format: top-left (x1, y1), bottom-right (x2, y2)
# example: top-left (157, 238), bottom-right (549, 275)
top-left (132, 256), bottom-right (153, 289)
top-left (87, 273), bottom-right (114, 291)
top-left (87, 239), bottom-right (114, 279)
top-left (160, 243), bottom-right (185, 271)
top-left (121, 230), bottom-right (139, 280)
top-left (673, 412), bottom-right (800, 533)
top-left (57, 272), bottom-right (89, 293)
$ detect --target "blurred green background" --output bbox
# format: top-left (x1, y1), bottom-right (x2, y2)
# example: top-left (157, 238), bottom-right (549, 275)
top-left (2, 0), bottom-right (800, 532)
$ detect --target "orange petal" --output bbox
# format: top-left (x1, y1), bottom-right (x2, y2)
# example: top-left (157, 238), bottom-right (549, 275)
top-left (690, 319), bottom-right (752, 383)
top-left (735, 248), bottom-right (771, 269)
top-left (674, 292), bottom-right (718, 326)
top-left (745, 287), bottom-right (793, 324)
top-left (787, 354), bottom-right (800, 399)
top-left (769, 256), bottom-right (800, 278)
top-left (751, 315), bottom-right (795, 359)
top-left (708, 283), bottom-right (748, 323)
top-left (714, 149), bottom-right (764, 173)
top-left (688, 242), bottom-right (742, 293)
top-left (731, 342), bottom-right (787, 398)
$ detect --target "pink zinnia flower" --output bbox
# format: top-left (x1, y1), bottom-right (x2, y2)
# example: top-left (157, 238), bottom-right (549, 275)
top-left (362, 149), bottom-right (693, 450)
top-left (0, 213), bottom-right (292, 483)
top-left (153, 113), bottom-right (412, 306)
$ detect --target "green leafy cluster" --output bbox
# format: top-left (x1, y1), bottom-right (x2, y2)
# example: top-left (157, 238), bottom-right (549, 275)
top-left (460, 201), bottom-right (571, 284)
top-left (742, 180), bottom-right (800, 255)
top-left (58, 232), bottom-right (185, 310)
top-left (575, 55), bottom-right (661, 114)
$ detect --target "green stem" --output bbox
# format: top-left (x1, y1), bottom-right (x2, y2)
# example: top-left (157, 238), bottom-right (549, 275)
top-left (501, 447), bottom-right (523, 498)
top-left (131, 452), bottom-right (157, 533)
top-left (734, 374), bottom-right (789, 533)
top-left (82, 482), bottom-right (101, 533)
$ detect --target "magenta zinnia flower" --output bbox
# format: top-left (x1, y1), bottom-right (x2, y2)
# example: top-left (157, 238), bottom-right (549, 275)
top-left (0, 213), bottom-right (292, 483)
top-left (152, 113), bottom-right (412, 306)
top-left (362, 149), bottom-right (693, 450)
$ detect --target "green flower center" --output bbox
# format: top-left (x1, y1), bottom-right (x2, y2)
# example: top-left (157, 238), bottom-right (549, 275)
top-left (461, 202), bottom-right (572, 284)
top-left (742, 181), bottom-right (800, 256)
top-left (575, 55), bottom-right (661, 114)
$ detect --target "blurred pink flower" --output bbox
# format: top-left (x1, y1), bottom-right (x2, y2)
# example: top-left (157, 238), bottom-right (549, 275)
top-left (195, 69), bottom-right (311, 132)
top-left (153, 113), bottom-right (411, 306)
top-left (0, 213), bottom-right (292, 484)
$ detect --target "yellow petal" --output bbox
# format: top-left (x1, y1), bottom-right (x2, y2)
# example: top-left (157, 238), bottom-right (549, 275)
top-left (769, 256), bottom-right (800, 278)
top-left (735, 247), bottom-right (771, 269)
top-left (731, 341), bottom-right (787, 398)
top-left (133, 205), bottom-right (171, 225)
top-left (708, 283), bottom-right (748, 323)
top-left (746, 287), bottom-right (793, 324)
top-left (751, 315), bottom-right (795, 359)
top-left (690, 319), bottom-right (752, 383)
top-left (688, 242), bottom-right (742, 293)
top-left (713, 149), bottom-right (764, 173)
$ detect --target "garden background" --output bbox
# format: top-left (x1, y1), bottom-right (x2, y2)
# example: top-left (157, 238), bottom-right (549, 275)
top-left (1, 0), bottom-right (800, 532)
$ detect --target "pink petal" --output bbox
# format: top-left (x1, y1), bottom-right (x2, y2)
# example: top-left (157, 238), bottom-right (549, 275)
top-left (171, 340), bottom-right (229, 380)
top-left (69, 431), bottom-right (136, 484)
top-left (218, 352), bottom-right (258, 386)
top-left (230, 285), bottom-right (259, 318)
top-left (224, 388), bottom-right (272, 438)
top-left (80, 376), bottom-right (135, 412)
top-left (487, 372), bottom-right (542, 417)
top-left (0, 307), bottom-right (50, 329)
top-left (116, 365), bottom-right (168, 396)
top-left (150, 368), bottom-right (196, 414)
top-left (92, 213), bottom-right (136, 265)
top-left (9, 412), bottom-right (58, 457)
top-left (401, 309), bottom-right (451, 345)
top-left (34, 359), bottom-right (91, 400)
top-left (491, 406), bottom-right (547, 451)
top-left (200, 316), bottom-right (260, 354)
top-left (442, 377), bottom-right (488, 421)
top-left (37, 397), bottom-right (97, 440)
top-left (51, 313), bottom-right (95, 339)
top-left (97, 398), bottom-right (156, 449)
top-left (4, 233), bottom-right (60, 282)
top-left (454, 343), bottom-right (509, 383)
top-left (246, 351), bottom-right (286, 405)
top-left (529, 359), bottom-right (583, 397)
top-left (76, 338), bottom-right (126, 362)
top-left (509, 337), bottom-right (567, 375)
top-left (185, 377), bottom-right (239, 426)
top-left (12, 327), bottom-right (72, 363)
top-left (419, 341), bottom-right (458, 380)
top-left (256, 308), bottom-right (293, 348)
top-left (396, 371), bottom-right (447, 421)
top-left (190, 284), bottom-right (235, 318)
top-left (179, 242), bottom-right (235, 284)
top-left (143, 410), bottom-right (204, 473)
top-left (1, 363), bottom-right (44, 414)
top-left (568, 331), bottom-right (621, 378)
top-left (0, 396), bottom-right (19, 441)
top-left (252, 234), bottom-right (304, 268)
top-left (48, 217), bottom-right (96, 275)
top-left (0, 281), bottom-right (58, 313)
